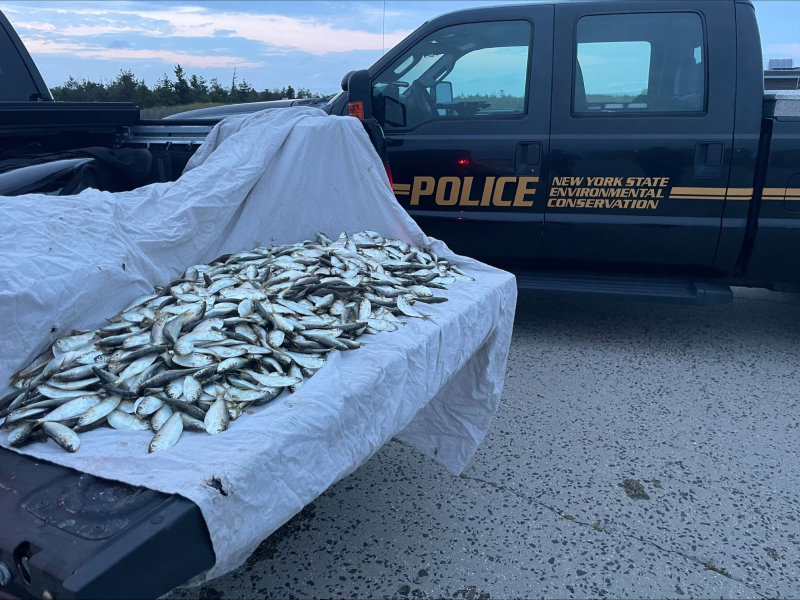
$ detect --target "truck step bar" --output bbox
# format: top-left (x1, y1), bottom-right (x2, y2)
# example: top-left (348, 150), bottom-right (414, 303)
top-left (513, 271), bottom-right (733, 306)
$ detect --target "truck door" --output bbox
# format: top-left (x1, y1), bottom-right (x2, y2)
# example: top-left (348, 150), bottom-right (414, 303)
top-left (544, 2), bottom-right (736, 268)
top-left (369, 6), bottom-right (553, 261)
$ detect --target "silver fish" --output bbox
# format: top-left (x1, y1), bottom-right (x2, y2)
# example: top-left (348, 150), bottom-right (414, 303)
top-left (150, 404), bottom-right (174, 433)
top-left (107, 410), bottom-right (151, 430)
top-left (149, 412), bottom-right (183, 452)
top-left (119, 354), bottom-right (158, 381)
top-left (7, 421), bottom-right (38, 446)
top-left (53, 332), bottom-right (96, 355)
top-left (267, 330), bottom-right (285, 348)
top-left (171, 353), bottom-right (215, 368)
top-left (117, 399), bottom-right (136, 414)
top-left (42, 422), bottom-right (80, 452)
top-left (197, 345), bottom-right (247, 359)
top-left (135, 396), bottom-right (165, 418)
top-left (288, 362), bottom-right (304, 394)
top-left (47, 377), bottom-right (99, 391)
top-left (163, 314), bottom-right (186, 344)
top-left (396, 295), bottom-right (426, 319)
top-left (180, 413), bottom-right (207, 432)
top-left (207, 278), bottom-right (238, 295)
top-left (243, 370), bottom-right (302, 388)
top-left (39, 395), bottom-right (100, 422)
top-left (4, 405), bottom-right (49, 425)
top-left (165, 378), bottom-right (184, 400)
top-left (182, 376), bottom-right (202, 403)
top-left (217, 357), bottom-right (251, 374)
top-left (225, 387), bottom-right (274, 403)
top-left (77, 395), bottom-right (121, 427)
top-left (50, 364), bottom-right (96, 382)
top-left (37, 385), bottom-right (98, 400)
top-left (204, 397), bottom-right (229, 435)
top-left (122, 332), bottom-right (153, 349)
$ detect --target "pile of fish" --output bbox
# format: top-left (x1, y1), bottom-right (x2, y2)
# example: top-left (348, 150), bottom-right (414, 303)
top-left (0, 231), bottom-right (472, 454)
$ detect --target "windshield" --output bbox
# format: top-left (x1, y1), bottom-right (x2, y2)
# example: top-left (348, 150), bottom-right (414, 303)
top-left (372, 20), bottom-right (531, 129)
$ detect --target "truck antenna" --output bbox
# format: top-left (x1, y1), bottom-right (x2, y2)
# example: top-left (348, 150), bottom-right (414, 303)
top-left (382, 0), bottom-right (386, 55)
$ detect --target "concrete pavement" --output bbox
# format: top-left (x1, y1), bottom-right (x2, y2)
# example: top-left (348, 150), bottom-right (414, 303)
top-left (169, 288), bottom-right (800, 599)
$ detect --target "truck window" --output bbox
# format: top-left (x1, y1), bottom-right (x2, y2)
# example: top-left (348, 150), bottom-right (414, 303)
top-left (573, 13), bottom-right (705, 114)
top-left (373, 20), bottom-right (531, 129)
top-left (0, 22), bottom-right (41, 101)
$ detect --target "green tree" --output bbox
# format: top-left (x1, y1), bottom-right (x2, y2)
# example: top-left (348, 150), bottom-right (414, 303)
top-left (49, 67), bottom-right (328, 108)
top-left (152, 73), bottom-right (175, 106)
top-left (189, 74), bottom-right (209, 103)
top-left (229, 68), bottom-right (238, 100)
top-left (208, 77), bottom-right (229, 103)
top-left (173, 64), bottom-right (192, 104)
top-left (135, 79), bottom-right (154, 107)
top-left (237, 79), bottom-right (258, 103)
top-left (106, 70), bottom-right (137, 103)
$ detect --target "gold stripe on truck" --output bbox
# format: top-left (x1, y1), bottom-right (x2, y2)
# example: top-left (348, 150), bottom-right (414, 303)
top-left (392, 183), bottom-right (411, 196)
top-left (725, 188), bottom-right (753, 200)
top-left (669, 187), bottom-right (726, 200)
top-left (783, 188), bottom-right (800, 201)
top-left (761, 187), bottom-right (786, 200)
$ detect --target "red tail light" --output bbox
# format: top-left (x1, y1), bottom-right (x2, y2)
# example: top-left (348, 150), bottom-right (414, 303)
top-left (348, 101), bottom-right (365, 120)
top-left (383, 162), bottom-right (393, 188)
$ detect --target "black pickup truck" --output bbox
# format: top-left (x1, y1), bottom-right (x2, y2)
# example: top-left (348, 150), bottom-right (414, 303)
top-left (0, 1), bottom-right (799, 598)
top-left (177, 0), bottom-right (800, 305)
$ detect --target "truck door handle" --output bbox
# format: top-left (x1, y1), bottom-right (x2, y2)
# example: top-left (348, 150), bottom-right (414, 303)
top-left (694, 142), bottom-right (724, 177)
top-left (516, 142), bottom-right (542, 176)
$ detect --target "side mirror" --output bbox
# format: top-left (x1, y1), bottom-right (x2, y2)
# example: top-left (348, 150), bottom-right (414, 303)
top-left (384, 95), bottom-right (406, 128)
top-left (346, 69), bottom-right (373, 119)
top-left (434, 81), bottom-right (453, 104)
top-left (341, 70), bottom-right (355, 92)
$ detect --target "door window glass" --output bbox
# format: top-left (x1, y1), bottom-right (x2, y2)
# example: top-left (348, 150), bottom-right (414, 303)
top-left (373, 20), bottom-right (531, 129)
top-left (573, 13), bottom-right (705, 114)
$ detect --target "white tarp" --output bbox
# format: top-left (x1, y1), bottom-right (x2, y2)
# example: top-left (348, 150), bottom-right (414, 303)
top-left (0, 107), bottom-right (517, 581)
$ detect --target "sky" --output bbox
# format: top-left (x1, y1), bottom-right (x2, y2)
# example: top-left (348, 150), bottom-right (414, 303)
top-left (1, 0), bottom-right (798, 95)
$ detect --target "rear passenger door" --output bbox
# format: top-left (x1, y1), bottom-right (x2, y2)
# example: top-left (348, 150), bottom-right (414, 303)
top-left (544, 2), bottom-right (736, 268)
top-left (369, 6), bottom-right (553, 261)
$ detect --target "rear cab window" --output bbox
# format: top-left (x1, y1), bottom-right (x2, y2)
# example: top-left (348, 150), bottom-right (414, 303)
top-left (373, 20), bottom-right (532, 129)
top-left (573, 12), bottom-right (706, 115)
top-left (0, 21), bottom-right (42, 101)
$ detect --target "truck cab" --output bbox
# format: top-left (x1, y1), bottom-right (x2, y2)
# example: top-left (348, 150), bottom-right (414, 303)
top-left (332, 0), bottom-right (800, 295)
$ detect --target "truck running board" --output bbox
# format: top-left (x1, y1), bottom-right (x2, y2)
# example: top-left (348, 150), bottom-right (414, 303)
top-left (513, 271), bottom-right (733, 306)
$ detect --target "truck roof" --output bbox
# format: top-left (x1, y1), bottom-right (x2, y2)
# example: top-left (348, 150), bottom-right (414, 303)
top-left (433, 0), bottom-right (751, 19)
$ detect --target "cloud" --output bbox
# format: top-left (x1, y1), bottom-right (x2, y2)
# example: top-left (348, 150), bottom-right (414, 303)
top-left (12, 20), bottom-right (58, 32)
top-left (765, 43), bottom-right (800, 58)
top-left (10, 5), bottom-right (412, 55)
top-left (20, 37), bottom-right (262, 69)
top-left (121, 6), bottom-right (413, 54)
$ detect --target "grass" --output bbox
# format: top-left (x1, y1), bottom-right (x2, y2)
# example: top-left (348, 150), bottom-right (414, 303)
top-left (140, 102), bottom-right (228, 119)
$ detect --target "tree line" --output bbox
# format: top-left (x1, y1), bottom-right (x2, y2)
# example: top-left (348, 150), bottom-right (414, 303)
top-left (50, 65), bottom-right (321, 107)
